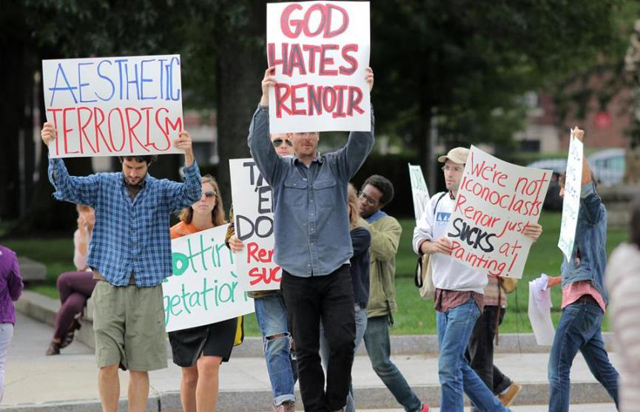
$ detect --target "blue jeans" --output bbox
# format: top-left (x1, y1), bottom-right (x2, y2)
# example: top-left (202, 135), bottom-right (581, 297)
top-left (548, 296), bottom-right (619, 412)
top-left (437, 298), bottom-right (508, 412)
top-left (254, 293), bottom-right (298, 406)
top-left (363, 315), bottom-right (422, 412)
top-left (320, 304), bottom-right (368, 412)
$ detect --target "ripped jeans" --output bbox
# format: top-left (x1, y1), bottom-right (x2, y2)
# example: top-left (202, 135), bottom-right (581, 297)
top-left (255, 293), bottom-right (298, 406)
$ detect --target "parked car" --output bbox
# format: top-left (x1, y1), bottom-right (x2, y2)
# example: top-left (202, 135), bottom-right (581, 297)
top-left (527, 159), bottom-right (566, 211)
top-left (587, 148), bottom-right (625, 187)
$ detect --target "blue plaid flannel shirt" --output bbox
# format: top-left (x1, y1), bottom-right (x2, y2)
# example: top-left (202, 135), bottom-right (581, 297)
top-left (48, 158), bottom-right (202, 286)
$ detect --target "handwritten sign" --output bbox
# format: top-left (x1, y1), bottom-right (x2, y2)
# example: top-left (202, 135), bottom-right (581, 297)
top-left (446, 146), bottom-right (551, 279)
top-left (408, 164), bottom-right (430, 223)
top-left (266, 1), bottom-right (371, 133)
top-left (558, 131), bottom-right (583, 261)
top-left (230, 159), bottom-right (281, 292)
top-left (42, 55), bottom-right (183, 158)
top-left (163, 225), bottom-right (254, 332)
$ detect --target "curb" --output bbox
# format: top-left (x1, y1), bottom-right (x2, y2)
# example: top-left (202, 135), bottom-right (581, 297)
top-left (0, 381), bottom-right (615, 412)
top-left (16, 290), bottom-right (614, 356)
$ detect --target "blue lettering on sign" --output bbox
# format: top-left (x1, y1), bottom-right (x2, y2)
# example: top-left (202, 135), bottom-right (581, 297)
top-left (436, 212), bottom-right (451, 224)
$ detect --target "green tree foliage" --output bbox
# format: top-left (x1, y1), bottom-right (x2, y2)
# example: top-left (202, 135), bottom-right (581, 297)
top-left (370, 0), bottom-right (624, 170)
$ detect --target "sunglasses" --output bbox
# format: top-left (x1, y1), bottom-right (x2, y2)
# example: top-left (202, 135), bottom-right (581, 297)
top-left (272, 138), bottom-right (293, 148)
top-left (202, 190), bottom-right (217, 198)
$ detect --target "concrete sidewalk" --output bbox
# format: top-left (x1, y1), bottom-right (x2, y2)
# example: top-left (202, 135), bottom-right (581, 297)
top-left (2, 312), bottom-right (619, 412)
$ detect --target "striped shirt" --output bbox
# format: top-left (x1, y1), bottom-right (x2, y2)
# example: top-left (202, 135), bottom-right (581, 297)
top-left (606, 242), bottom-right (640, 412)
top-left (48, 158), bottom-right (201, 286)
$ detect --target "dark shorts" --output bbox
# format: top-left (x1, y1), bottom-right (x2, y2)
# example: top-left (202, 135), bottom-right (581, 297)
top-left (168, 317), bottom-right (237, 367)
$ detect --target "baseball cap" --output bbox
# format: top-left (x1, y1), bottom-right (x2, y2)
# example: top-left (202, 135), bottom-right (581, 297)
top-left (438, 147), bottom-right (469, 164)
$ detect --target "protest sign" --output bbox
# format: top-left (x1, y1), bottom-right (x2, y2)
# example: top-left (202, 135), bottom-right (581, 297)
top-left (266, 1), bottom-right (371, 133)
top-left (558, 130), bottom-right (583, 262)
top-left (528, 274), bottom-right (556, 346)
top-left (445, 146), bottom-right (551, 279)
top-left (42, 55), bottom-right (184, 158)
top-left (408, 164), bottom-right (430, 223)
top-left (163, 224), bottom-right (254, 333)
top-left (230, 159), bottom-right (281, 292)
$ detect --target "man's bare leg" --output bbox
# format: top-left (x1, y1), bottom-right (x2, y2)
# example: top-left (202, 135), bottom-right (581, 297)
top-left (98, 364), bottom-right (120, 412)
top-left (128, 370), bottom-right (149, 412)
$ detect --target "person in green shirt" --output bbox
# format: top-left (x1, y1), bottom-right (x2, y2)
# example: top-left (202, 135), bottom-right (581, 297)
top-left (359, 175), bottom-right (429, 412)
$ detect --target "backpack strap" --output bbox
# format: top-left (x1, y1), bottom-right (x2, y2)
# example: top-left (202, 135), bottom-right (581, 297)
top-left (433, 191), bottom-right (448, 215)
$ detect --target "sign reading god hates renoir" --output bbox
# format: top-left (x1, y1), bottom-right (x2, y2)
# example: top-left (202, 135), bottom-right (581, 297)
top-left (163, 225), bottom-right (254, 333)
top-left (42, 55), bottom-right (183, 158)
top-left (445, 146), bottom-right (552, 279)
top-left (267, 1), bottom-right (371, 133)
top-left (230, 159), bottom-right (282, 292)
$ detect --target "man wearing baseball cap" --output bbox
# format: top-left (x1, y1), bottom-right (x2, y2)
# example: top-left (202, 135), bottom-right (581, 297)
top-left (412, 147), bottom-right (513, 412)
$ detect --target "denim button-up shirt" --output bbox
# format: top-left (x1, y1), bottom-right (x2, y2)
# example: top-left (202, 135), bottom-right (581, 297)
top-left (248, 106), bottom-right (374, 277)
top-left (561, 181), bottom-right (609, 305)
top-left (48, 158), bottom-right (201, 286)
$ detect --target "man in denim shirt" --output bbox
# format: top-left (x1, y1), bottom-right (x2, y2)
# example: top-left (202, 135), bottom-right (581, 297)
top-left (41, 122), bottom-right (201, 412)
top-left (547, 127), bottom-right (619, 412)
top-left (248, 67), bottom-right (375, 412)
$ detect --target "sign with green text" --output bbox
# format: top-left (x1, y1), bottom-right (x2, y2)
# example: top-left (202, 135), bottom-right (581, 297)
top-left (162, 224), bottom-right (254, 332)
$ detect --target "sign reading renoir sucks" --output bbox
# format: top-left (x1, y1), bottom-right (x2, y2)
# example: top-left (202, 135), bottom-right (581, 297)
top-left (42, 55), bottom-right (183, 158)
top-left (267, 1), bottom-right (371, 133)
top-left (445, 146), bottom-right (551, 279)
top-left (230, 159), bottom-right (282, 292)
top-left (163, 225), bottom-right (254, 333)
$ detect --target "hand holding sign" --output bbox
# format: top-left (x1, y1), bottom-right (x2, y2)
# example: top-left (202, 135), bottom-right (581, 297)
top-left (260, 67), bottom-right (277, 107)
top-left (229, 235), bottom-right (245, 253)
top-left (40, 122), bottom-right (56, 146)
top-left (365, 67), bottom-right (374, 91)
top-left (173, 130), bottom-right (195, 166)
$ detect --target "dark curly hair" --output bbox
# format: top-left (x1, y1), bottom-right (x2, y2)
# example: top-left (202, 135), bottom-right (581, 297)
top-left (362, 174), bottom-right (394, 205)
top-left (118, 155), bottom-right (158, 165)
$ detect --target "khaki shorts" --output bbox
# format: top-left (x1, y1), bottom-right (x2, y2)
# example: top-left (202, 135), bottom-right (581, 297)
top-left (92, 281), bottom-right (167, 371)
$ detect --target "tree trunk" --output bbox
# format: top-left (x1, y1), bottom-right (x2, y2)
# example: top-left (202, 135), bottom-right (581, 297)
top-left (0, 3), bottom-right (26, 221)
top-left (214, 0), bottom-right (267, 210)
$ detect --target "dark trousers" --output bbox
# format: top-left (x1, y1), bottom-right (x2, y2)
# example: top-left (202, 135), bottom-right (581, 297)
top-left (465, 306), bottom-right (512, 395)
top-left (53, 271), bottom-right (97, 340)
top-left (281, 266), bottom-right (356, 412)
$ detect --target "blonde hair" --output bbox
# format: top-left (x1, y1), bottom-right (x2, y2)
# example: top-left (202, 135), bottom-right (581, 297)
top-left (347, 183), bottom-right (360, 230)
top-left (178, 175), bottom-right (227, 227)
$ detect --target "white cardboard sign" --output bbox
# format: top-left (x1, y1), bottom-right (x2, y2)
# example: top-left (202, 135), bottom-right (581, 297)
top-left (229, 159), bottom-right (282, 292)
top-left (163, 225), bottom-right (254, 332)
top-left (408, 164), bottom-right (430, 223)
top-left (558, 131), bottom-right (583, 262)
top-left (445, 146), bottom-right (551, 279)
top-left (266, 1), bottom-right (371, 133)
top-left (42, 55), bottom-right (183, 158)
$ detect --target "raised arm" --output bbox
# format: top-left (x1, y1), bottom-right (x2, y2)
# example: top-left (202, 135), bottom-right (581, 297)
top-left (336, 67), bottom-right (376, 180)
top-left (572, 127), bottom-right (603, 224)
top-left (248, 67), bottom-right (283, 187)
top-left (42, 123), bottom-right (100, 206)
top-left (164, 136), bottom-right (202, 211)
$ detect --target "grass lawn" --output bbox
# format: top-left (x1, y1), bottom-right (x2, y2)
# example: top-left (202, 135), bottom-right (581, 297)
top-left (3, 212), bottom-right (627, 336)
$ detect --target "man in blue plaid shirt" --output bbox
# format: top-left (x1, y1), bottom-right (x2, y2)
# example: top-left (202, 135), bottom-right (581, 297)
top-left (41, 122), bottom-right (201, 412)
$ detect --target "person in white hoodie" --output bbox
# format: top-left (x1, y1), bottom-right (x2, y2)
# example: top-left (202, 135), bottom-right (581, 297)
top-left (413, 147), bottom-right (539, 412)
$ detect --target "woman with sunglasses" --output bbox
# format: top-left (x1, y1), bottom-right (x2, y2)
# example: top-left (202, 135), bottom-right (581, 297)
top-left (169, 175), bottom-right (236, 412)
top-left (271, 133), bottom-right (293, 157)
